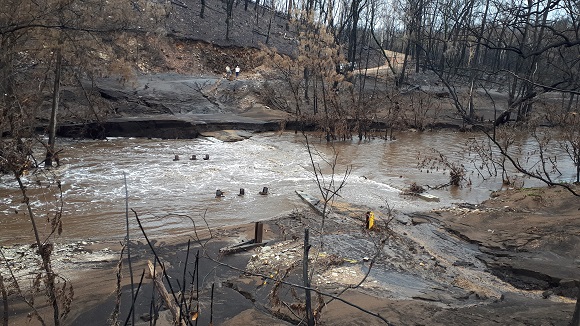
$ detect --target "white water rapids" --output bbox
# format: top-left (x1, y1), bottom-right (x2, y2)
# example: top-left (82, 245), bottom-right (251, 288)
top-left (0, 131), bottom-right (575, 243)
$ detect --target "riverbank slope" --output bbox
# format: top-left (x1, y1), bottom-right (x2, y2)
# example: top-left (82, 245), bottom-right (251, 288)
top-left (4, 185), bottom-right (577, 325)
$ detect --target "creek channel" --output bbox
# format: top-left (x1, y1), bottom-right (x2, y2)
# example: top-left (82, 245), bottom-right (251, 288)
top-left (0, 130), bottom-right (575, 245)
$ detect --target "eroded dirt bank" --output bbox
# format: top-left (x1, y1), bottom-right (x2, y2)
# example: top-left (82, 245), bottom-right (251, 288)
top-left (55, 73), bottom-right (291, 139)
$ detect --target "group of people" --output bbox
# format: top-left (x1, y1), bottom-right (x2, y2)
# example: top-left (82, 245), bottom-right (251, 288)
top-left (225, 65), bottom-right (240, 79)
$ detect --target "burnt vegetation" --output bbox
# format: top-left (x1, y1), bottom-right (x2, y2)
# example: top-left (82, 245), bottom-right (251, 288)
top-left (1, 0), bottom-right (580, 143)
top-left (2, 0), bottom-right (580, 324)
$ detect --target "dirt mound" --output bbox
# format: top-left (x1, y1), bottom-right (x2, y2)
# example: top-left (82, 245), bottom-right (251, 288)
top-left (434, 185), bottom-right (580, 302)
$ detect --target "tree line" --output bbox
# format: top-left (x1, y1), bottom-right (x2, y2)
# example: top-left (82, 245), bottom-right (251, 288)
top-left (258, 0), bottom-right (579, 137)
top-left (1, 0), bottom-right (580, 324)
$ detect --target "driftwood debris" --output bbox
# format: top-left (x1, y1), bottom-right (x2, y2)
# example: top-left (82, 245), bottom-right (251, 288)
top-left (295, 190), bottom-right (329, 215)
top-left (147, 260), bottom-right (186, 326)
top-left (219, 239), bottom-right (266, 254)
top-left (219, 222), bottom-right (266, 254)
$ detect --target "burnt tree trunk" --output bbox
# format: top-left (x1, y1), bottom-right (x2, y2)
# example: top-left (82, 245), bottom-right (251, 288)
top-left (46, 47), bottom-right (62, 168)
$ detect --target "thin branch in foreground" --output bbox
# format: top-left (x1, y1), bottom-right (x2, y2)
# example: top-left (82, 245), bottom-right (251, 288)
top-left (123, 270), bottom-right (146, 326)
top-left (108, 244), bottom-right (125, 325)
top-left (479, 127), bottom-right (579, 196)
top-left (1, 273), bottom-right (8, 326)
top-left (132, 209), bottom-right (191, 325)
top-left (202, 254), bottom-right (393, 325)
top-left (123, 172), bottom-right (136, 326)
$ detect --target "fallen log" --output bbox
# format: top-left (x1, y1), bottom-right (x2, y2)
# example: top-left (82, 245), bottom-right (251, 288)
top-left (219, 239), bottom-right (266, 254)
top-left (147, 260), bottom-right (186, 326)
top-left (295, 190), bottom-right (330, 215)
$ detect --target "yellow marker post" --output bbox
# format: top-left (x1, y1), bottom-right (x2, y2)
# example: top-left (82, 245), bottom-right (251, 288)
top-left (365, 211), bottom-right (375, 229)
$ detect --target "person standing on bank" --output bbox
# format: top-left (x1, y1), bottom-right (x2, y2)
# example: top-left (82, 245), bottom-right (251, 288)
top-left (235, 65), bottom-right (240, 78)
top-left (225, 65), bottom-right (231, 78)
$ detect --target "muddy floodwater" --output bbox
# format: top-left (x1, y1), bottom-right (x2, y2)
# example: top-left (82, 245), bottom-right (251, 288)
top-left (0, 131), bottom-right (575, 244)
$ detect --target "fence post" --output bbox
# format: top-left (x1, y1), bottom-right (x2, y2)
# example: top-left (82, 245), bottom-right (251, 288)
top-left (303, 228), bottom-right (314, 326)
top-left (254, 222), bottom-right (263, 243)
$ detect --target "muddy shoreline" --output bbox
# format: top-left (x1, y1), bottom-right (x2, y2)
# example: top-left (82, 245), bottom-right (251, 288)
top-left (45, 72), bottom-right (489, 141)
top-left (3, 186), bottom-right (578, 325)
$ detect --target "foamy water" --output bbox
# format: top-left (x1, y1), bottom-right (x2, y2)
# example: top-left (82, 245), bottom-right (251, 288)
top-left (0, 131), bottom-right (575, 243)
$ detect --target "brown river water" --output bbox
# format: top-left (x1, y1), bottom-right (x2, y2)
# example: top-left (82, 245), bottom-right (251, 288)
top-left (0, 131), bottom-right (575, 245)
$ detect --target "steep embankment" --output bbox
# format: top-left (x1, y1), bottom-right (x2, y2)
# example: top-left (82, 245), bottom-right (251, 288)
top-left (58, 73), bottom-right (290, 139)
top-left (53, 0), bottom-right (297, 139)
